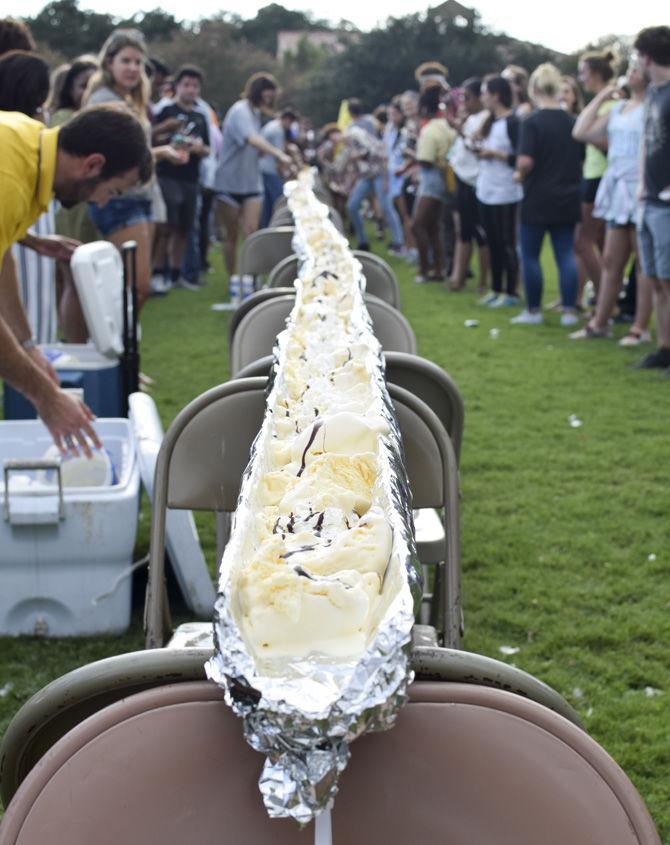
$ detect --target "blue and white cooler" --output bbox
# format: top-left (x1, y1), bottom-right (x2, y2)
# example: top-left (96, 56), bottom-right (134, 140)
top-left (3, 242), bottom-right (127, 419)
top-left (0, 418), bottom-right (140, 636)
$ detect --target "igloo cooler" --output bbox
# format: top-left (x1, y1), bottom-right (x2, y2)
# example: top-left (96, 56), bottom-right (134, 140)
top-left (3, 241), bottom-right (131, 420)
top-left (0, 418), bottom-right (140, 636)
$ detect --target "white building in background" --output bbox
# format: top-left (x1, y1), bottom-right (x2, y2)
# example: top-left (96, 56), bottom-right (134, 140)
top-left (276, 30), bottom-right (358, 60)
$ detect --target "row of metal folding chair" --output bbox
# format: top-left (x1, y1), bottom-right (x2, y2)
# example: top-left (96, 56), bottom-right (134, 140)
top-left (237, 226), bottom-right (401, 308)
top-left (229, 293), bottom-right (416, 375)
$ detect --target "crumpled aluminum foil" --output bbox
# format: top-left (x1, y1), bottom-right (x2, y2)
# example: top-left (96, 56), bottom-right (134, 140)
top-left (206, 171), bottom-right (421, 826)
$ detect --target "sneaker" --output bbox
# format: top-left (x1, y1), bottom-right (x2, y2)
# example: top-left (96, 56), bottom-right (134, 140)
top-left (404, 248), bottom-right (419, 264)
top-left (150, 273), bottom-right (170, 296)
top-left (568, 324), bottom-right (611, 340)
top-left (210, 302), bottom-right (237, 312)
top-left (510, 310), bottom-right (543, 325)
top-left (357, 242), bottom-right (371, 252)
top-left (618, 329), bottom-right (652, 347)
top-left (414, 274), bottom-right (428, 284)
top-left (490, 294), bottom-right (520, 308)
top-left (634, 348), bottom-right (670, 369)
top-left (388, 244), bottom-right (405, 257)
top-left (241, 274), bottom-right (255, 300)
top-left (478, 292), bottom-right (498, 306)
top-left (174, 277), bottom-right (200, 291)
top-left (560, 311), bottom-right (580, 327)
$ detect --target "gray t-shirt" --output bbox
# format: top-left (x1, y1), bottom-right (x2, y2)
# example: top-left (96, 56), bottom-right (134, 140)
top-left (86, 86), bottom-right (153, 201)
top-left (215, 99), bottom-right (262, 195)
top-left (643, 79), bottom-right (670, 207)
top-left (260, 118), bottom-right (285, 176)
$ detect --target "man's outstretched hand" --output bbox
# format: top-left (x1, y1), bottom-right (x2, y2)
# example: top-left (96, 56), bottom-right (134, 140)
top-left (34, 389), bottom-right (102, 458)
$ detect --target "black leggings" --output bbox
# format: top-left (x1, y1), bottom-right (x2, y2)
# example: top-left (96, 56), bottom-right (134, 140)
top-left (478, 201), bottom-right (519, 295)
top-left (456, 177), bottom-right (487, 246)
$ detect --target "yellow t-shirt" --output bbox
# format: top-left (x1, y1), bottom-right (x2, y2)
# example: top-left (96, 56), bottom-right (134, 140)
top-left (583, 100), bottom-right (615, 181)
top-left (416, 118), bottom-right (456, 168)
top-left (0, 112), bottom-right (59, 258)
top-left (417, 117), bottom-right (457, 191)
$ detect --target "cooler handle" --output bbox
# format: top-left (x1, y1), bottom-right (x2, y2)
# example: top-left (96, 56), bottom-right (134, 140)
top-left (3, 459), bottom-right (65, 522)
top-left (59, 371), bottom-right (84, 389)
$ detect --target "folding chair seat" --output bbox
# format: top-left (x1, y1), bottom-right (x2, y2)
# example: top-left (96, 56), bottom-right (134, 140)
top-left (0, 679), bottom-right (658, 844)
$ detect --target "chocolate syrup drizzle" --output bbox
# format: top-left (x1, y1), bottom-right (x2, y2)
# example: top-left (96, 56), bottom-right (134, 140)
top-left (297, 420), bottom-right (323, 477)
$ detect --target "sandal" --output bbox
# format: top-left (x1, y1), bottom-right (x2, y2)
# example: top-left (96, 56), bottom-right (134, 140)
top-left (619, 329), bottom-right (652, 347)
top-left (568, 323), bottom-right (612, 340)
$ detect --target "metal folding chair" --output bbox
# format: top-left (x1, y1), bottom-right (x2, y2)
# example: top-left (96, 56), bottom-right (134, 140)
top-left (237, 227), bottom-right (296, 280)
top-left (229, 296), bottom-right (416, 375)
top-left (267, 251), bottom-right (401, 309)
top-left (0, 674), bottom-right (658, 844)
top-left (0, 640), bottom-right (590, 812)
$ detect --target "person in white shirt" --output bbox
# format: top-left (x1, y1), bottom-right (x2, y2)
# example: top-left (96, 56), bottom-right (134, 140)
top-left (475, 74), bottom-right (522, 307)
top-left (448, 77), bottom-right (490, 292)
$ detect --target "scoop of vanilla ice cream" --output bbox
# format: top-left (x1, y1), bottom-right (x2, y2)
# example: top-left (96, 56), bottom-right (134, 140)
top-left (279, 452), bottom-right (377, 516)
top-left (290, 412), bottom-right (389, 471)
top-left (284, 507), bottom-right (392, 579)
top-left (258, 469), bottom-right (296, 506)
top-left (236, 539), bottom-right (382, 658)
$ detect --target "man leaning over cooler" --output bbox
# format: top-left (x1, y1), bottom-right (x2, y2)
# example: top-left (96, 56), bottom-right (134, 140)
top-left (0, 105), bottom-right (152, 454)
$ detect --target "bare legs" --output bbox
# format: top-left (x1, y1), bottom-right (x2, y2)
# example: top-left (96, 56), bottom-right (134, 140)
top-left (412, 196), bottom-right (445, 279)
top-left (57, 263), bottom-right (88, 343)
top-left (108, 221), bottom-right (153, 312)
top-left (631, 271), bottom-right (654, 337)
top-left (449, 238), bottom-right (490, 292)
top-left (653, 278), bottom-right (670, 349)
top-left (590, 227), bottom-right (634, 331)
top-left (588, 227), bottom-right (653, 340)
top-left (215, 197), bottom-right (262, 278)
top-left (394, 194), bottom-right (416, 252)
top-left (574, 203), bottom-right (605, 295)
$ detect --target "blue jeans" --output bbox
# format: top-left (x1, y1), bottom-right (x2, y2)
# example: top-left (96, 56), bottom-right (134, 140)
top-left (636, 203), bottom-right (670, 280)
top-left (520, 222), bottom-right (577, 310)
top-left (261, 172), bottom-right (285, 229)
top-left (181, 191), bottom-right (202, 283)
top-left (347, 175), bottom-right (404, 247)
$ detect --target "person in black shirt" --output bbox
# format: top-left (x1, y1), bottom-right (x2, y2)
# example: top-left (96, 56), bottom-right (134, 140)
top-left (511, 64), bottom-right (584, 326)
top-left (154, 65), bottom-right (210, 290)
top-left (632, 26), bottom-right (670, 371)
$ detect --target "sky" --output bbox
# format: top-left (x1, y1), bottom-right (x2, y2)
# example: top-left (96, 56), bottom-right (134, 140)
top-left (11, 0), bottom-right (669, 54)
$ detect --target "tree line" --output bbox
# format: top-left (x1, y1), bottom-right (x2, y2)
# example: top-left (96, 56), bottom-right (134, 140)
top-left (24, 0), bottom-right (624, 125)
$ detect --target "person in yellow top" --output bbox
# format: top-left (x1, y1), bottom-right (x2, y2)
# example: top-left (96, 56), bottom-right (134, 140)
top-left (574, 48), bottom-right (618, 300)
top-left (0, 105), bottom-right (152, 454)
top-left (411, 86), bottom-right (456, 282)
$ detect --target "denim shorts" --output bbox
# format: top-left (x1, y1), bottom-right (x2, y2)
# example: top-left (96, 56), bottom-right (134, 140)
top-left (636, 203), bottom-right (670, 280)
top-left (89, 197), bottom-right (152, 236)
top-left (417, 166), bottom-right (448, 202)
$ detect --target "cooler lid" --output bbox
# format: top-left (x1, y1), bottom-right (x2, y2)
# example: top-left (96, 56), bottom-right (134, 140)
top-left (128, 392), bottom-right (216, 616)
top-left (70, 241), bottom-right (124, 359)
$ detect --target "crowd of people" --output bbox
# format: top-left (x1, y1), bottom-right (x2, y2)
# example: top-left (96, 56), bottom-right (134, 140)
top-left (0, 16), bottom-right (669, 453)
top-left (312, 33), bottom-right (669, 375)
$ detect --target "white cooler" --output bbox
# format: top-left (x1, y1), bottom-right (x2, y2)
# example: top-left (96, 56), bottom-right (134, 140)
top-left (0, 419), bottom-right (140, 636)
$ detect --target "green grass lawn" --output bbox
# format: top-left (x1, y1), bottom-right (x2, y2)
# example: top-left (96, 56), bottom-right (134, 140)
top-left (1, 235), bottom-right (668, 837)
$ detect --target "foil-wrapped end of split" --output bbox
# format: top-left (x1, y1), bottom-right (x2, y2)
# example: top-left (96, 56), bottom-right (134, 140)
top-left (206, 169), bottom-right (421, 824)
